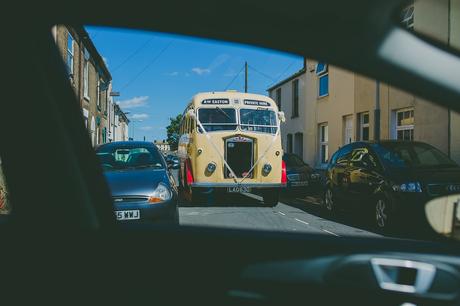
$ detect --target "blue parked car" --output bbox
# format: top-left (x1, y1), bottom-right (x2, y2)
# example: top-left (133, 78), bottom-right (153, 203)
top-left (96, 141), bottom-right (179, 224)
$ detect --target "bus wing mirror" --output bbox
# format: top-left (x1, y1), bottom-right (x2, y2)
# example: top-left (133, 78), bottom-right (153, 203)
top-left (278, 111), bottom-right (286, 123)
top-left (187, 109), bottom-right (196, 119)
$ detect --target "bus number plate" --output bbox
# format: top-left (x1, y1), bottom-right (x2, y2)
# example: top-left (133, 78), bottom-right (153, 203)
top-left (228, 186), bottom-right (251, 193)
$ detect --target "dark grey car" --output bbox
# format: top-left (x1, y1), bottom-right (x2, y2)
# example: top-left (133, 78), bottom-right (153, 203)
top-left (96, 141), bottom-right (179, 224)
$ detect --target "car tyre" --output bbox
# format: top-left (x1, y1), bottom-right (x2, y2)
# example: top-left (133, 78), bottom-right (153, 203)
top-left (262, 189), bottom-right (279, 207)
top-left (374, 197), bottom-right (393, 232)
top-left (323, 186), bottom-right (336, 214)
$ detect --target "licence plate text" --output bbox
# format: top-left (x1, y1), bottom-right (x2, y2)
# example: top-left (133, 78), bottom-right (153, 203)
top-left (115, 210), bottom-right (140, 220)
top-left (228, 186), bottom-right (251, 193)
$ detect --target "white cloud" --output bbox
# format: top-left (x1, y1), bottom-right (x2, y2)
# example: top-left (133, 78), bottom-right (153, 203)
top-left (208, 54), bottom-right (230, 70)
top-left (139, 126), bottom-right (153, 131)
top-left (130, 113), bottom-right (149, 120)
top-left (117, 96), bottom-right (149, 109)
top-left (191, 54), bottom-right (230, 76)
top-left (191, 67), bottom-right (211, 75)
top-left (165, 71), bottom-right (179, 76)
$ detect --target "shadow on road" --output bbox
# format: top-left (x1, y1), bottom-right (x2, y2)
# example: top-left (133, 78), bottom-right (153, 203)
top-left (179, 192), bottom-right (267, 208)
top-left (279, 191), bottom-right (441, 242)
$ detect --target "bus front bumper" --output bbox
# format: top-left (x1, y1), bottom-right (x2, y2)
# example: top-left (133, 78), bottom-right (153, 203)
top-left (190, 182), bottom-right (286, 188)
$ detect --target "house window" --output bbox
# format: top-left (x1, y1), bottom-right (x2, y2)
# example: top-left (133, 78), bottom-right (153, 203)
top-left (401, 1), bottom-right (414, 29)
top-left (97, 77), bottom-right (101, 110)
top-left (316, 62), bottom-right (329, 97)
top-left (359, 112), bottom-right (370, 141)
top-left (83, 48), bottom-right (90, 100)
top-left (276, 88), bottom-right (282, 110)
top-left (294, 132), bottom-right (303, 158)
top-left (66, 33), bottom-right (74, 75)
top-left (319, 123), bottom-right (329, 164)
top-left (82, 108), bottom-right (89, 129)
top-left (395, 108), bottom-right (414, 141)
top-left (287, 134), bottom-right (293, 153)
top-left (343, 115), bottom-right (353, 144)
top-left (83, 61), bottom-right (89, 99)
top-left (292, 79), bottom-right (299, 118)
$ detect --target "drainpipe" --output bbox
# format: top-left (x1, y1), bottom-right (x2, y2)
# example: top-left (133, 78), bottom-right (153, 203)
top-left (448, 0), bottom-right (452, 157)
top-left (374, 80), bottom-right (381, 141)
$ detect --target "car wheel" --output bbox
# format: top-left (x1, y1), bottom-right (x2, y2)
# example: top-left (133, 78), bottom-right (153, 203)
top-left (324, 187), bottom-right (336, 213)
top-left (375, 198), bottom-right (391, 231)
top-left (262, 189), bottom-right (279, 207)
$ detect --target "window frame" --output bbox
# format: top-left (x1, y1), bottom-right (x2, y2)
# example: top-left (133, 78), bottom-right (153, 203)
top-left (291, 79), bottom-right (299, 118)
top-left (316, 62), bottom-right (329, 98)
top-left (395, 108), bottom-right (414, 141)
top-left (359, 112), bottom-right (370, 141)
top-left (401, 1), bottom-right (415, 30)
top-left (97, 77), bottom-right (101, 110)
top-left (83, 60), bottom-right (89, 100)
top-left (319, 123), bottom-right (329, 164)
top-left (66, 32), bottom-right (74, 76)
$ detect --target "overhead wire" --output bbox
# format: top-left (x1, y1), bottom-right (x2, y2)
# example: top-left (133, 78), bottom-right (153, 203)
top-left (120, 41), bottom-right (174, 91)
top-left (112, 37), bottom-right (156, 72)
top-left (224, 64), bottom-right (245, 91)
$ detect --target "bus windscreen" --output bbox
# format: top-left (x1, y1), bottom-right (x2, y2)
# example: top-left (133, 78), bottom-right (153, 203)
top-left (198, 108), bottom-right (237, 132)
top-left (240, 109), bottom-right (277, 134)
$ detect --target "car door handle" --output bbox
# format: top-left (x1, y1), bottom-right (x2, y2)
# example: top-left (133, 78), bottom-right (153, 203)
top-left (371, 258), bottom-right (436, 294)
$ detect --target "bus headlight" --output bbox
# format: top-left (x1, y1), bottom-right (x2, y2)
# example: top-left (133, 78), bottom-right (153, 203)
top-left (206, 162), bottom-right (217, 174)
top-left (262, 163), bottom-right (272, 176)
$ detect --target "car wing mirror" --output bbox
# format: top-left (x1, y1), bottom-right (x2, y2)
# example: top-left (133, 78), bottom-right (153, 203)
top-left (425, 194), bottom-right (460, 240)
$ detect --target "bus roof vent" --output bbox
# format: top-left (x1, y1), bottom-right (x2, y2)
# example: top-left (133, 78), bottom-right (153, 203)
top-left (226, 90), bottom-right (238, 92)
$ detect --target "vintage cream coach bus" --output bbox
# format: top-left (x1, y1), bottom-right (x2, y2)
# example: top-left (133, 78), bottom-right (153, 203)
top-left (177, 91), bottom-right (286, 206)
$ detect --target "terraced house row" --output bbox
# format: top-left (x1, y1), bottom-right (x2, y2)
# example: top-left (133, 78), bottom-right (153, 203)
top-left (269, 0), bottom-right (460, 169)
top-left (52, 25), bottom-right (129, 145)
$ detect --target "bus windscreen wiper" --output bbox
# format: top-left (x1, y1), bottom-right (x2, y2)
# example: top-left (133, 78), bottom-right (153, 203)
top-left (215, 106), bottom-right (233, 121)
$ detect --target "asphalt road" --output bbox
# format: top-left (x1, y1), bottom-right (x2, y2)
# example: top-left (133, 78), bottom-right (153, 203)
top-left (171, 169), bottom-right (384, 239)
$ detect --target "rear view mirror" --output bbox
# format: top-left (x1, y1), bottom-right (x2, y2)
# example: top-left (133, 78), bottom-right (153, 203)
top-left (425, 195), bottom-right (460, 240)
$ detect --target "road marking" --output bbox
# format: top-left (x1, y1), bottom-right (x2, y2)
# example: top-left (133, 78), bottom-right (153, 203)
top-left (295, 198), bottom-right (321, 205)
top-left (294, 218), bottom-right (309, 225)
top-left (278, 211), bottom-right (286, 216)
top-left (244, 193), bottom-right (264, 202)
top-left (322, 229), bottom-right (340, 237)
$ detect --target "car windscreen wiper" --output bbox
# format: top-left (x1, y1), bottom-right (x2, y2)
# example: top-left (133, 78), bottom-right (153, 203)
top-left (130, 164), bottom-right (164, 169)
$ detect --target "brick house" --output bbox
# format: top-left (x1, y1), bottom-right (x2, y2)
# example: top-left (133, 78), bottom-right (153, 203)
top-left (53, 25), bottom-right (113, 146)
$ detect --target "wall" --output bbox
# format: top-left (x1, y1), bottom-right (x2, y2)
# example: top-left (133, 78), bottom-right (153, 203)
top-left (315, 63), bottom-right (355, 167)
top-left (270, 72), bottom-right (307, 160)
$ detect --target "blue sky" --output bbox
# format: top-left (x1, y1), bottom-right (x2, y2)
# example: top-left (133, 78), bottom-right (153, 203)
top-left (86, 26), bottom-right (303, 141)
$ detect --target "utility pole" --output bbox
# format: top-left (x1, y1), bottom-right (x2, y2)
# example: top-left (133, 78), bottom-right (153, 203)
top-left (374, 80), bottom-right (381, 141)
top-left (244, 61), bottom-right (248, 93)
